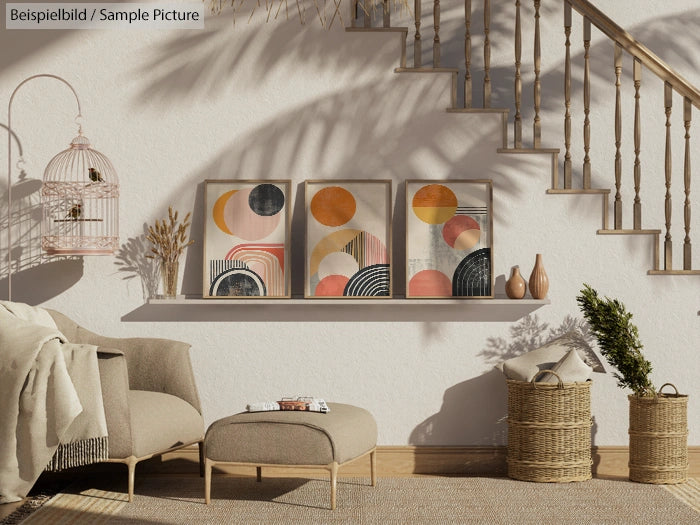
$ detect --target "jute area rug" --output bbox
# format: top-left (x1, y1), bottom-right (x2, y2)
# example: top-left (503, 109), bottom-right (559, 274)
top-left (8, 476), bottom-right (700, 525)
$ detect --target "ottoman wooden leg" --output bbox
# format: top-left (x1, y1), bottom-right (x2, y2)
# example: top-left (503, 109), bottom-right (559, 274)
top-left (370, 448), bottom-right (377, 487)
top-left (329, 461), bottom-right (338, 510)
top-left (204, 458), bottom-right (213, 505)
top-left (256, 466), bottom-right (262, 482)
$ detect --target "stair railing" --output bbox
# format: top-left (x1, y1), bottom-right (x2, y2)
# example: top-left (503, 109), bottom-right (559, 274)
top-left (349, 0), bottom-right (699, 273)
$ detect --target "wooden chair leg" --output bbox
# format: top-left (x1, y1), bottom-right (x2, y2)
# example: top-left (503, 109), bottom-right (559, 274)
top-left (256, 466), bottom-right (262, 482)
top-left (198, 441), bottom-right (205, 478)
top-left (126, 457), bottom-right (137, 503)
top-left (329, 461), bottom-right (338, 510)
top-left (204, 458), bottom-right (213, 505)
top-left (370, 448), bottom-right (377, 486)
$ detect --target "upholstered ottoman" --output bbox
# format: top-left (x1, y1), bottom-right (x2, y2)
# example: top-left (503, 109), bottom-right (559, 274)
top-left (203, 403), bottom-right (377, 509)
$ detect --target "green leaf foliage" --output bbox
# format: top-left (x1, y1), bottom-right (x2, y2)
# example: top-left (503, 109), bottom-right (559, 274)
top-left (576, 284), bottom-right (654, 396)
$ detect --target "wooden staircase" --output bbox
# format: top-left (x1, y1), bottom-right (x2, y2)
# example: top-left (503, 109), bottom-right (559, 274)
top-left (346, 0), bottom-right (700, 276)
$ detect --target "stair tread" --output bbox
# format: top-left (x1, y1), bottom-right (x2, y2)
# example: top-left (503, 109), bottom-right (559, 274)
top-left (346, 27), bottom-right (408, 32)
top-left (597, 229), bottom-right (662, 235)
top-left (498, 148), bottom-right (560, 154)
top-left (395, 67), bottom-right (460, 73)
top-left (547, 188), bottom-right (611, 194)
top-left (446, 108), bottom-right (509, 114)
top-left (648, 269), bottom-right (700, 275)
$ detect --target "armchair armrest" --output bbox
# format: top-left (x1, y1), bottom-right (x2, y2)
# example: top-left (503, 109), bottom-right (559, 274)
top-left (96, 348), bottom-right (132, 458)
top-left (48, 310), bottom-right (202, 414)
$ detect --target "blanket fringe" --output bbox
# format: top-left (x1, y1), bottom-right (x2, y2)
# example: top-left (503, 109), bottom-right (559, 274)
top-left (45, 436), bottom-right (109, 472)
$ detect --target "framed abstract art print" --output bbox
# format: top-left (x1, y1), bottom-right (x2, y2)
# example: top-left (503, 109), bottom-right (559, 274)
top-left (304, 180), bottom-right (392, 298)
top-left (203, 180), bottom-right (291, 298)
top-left (405, 179), bottom-right (493, 298)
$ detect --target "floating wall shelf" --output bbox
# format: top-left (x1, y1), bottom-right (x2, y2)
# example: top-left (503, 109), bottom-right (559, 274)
top-left (121, 296), bottom-right (550, 323)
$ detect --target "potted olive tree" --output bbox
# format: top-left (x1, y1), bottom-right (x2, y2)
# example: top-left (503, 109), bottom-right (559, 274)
top-left (577, 284), bottom-right (688, 484)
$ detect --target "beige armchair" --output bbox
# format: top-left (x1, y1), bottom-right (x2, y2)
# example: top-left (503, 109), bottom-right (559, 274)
top-left (47, 310), bottom-right (204, 502)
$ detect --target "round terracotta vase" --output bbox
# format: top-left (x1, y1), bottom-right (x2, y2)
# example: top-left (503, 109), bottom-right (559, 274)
top-left (505, 266), bottom-right (527, 299)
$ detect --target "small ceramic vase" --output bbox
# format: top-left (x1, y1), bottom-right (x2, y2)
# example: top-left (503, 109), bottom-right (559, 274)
top-left (505, 266), bottom-right (527, 299)
top-left (528, 254), bottom-right (549, 299)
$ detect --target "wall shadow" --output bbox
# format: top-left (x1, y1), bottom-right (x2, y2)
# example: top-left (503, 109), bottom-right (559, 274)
top-left (409, 368), bottom-right (509, 447)
top-left (0, 130), bottom-right (83, 302)
top-left (113, 225), bottom-right (160, 304)
top-left (0, 0), bottom-right (77, 72)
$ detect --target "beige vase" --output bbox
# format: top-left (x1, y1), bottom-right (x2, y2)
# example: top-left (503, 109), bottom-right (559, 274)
top-left (528, 254), bottom-right (549, 299)
top-left (505, 266), bottom-right (527, 299)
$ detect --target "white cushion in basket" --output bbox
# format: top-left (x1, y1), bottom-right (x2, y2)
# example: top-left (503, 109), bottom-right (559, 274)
top-left (497, 332), bottom-right (583, 381)
top-left (538, 348), bottom-right (593, 383)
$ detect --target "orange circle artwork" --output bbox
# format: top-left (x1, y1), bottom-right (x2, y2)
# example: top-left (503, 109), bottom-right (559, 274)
top-left (412, 184), bottom-right (458, 224)
top-left (311, 186), bottom-right (356, 227)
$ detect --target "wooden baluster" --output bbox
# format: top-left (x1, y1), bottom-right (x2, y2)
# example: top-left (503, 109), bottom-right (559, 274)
top-left (414, 0), bottom-right (422, 67)
top-left (514, 0), bottom-right (522, 148)
top-left (464, 0), bottom-right (472, 108)
top-left (383, 0), bottom-right (390, 27)
top-left (433, 0), bottom-right (440, 67)
top-left (663, 83), bottom-right (673, 269)
top-left (563, 2), bottom-right (572, 188)
top-left (533, 0), bottom-right (542, 147)
top-left (614, 44), bottom-right (623, 228)
top-left (683, 98), bottom-right (692, 270)
top-left (483, 0), bottom-right (491, 107)
top-left (350, 0), bottom-right (357, 27)
top-left (633, 58), bottom-right (642, 229)
top-left (582, 18), bottom-right (592, 189)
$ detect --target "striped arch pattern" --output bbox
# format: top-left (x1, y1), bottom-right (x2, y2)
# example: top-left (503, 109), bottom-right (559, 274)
top-left (344, 264), bottom-right (391, 296)
top-left (209, 259), bottom-right (266, 297)
top-left (224, 244), bottom-right (285, 297)
top-left (452, 248), bottom-right (491, 297)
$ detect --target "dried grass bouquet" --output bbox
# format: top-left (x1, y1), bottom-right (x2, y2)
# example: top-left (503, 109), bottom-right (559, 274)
top-left (145, 207), bottom-right (195, 265)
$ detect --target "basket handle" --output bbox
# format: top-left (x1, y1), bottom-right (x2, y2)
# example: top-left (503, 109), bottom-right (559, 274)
top-left (531, 369), bottom-right (563, 389)
top-left (657, 383), bottom-right (680, 397)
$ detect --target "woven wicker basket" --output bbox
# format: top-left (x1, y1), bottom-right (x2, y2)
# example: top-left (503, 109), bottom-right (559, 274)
top-left (507, 370), bottom-right (592, 482)
top-left (628, 383), bottom-right (688, 484)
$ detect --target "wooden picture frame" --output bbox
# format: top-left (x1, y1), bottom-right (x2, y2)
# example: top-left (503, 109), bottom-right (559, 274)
top-left (304, 179), bottom-right (392, 298)
top-left (405, 179), bottom-right (493, 298)
top-left (203, 179), bottom-right (291, 298)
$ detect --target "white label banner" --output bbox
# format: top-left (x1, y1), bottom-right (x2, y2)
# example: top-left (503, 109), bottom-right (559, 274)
top-left (6, 3), bottom-right (205, 29)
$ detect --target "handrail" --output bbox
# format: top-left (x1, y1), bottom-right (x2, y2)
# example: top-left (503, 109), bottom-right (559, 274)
top-left (568, 0), bottom-right (700, 108)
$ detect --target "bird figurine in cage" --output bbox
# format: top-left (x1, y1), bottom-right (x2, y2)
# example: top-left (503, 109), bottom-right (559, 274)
top-left (66, 203), bottom-right (82, 220)
top-left (88, 167), bottom-right (104, 183)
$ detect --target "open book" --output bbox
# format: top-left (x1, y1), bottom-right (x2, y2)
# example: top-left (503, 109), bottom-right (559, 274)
top-left (246, 397), bottom-right (330, 413)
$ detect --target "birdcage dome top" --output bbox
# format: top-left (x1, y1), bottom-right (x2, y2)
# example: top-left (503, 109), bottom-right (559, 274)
top-left (43, 133), bottom-right (119, 186)
top-left (69, 133), bottom-right (91, 150)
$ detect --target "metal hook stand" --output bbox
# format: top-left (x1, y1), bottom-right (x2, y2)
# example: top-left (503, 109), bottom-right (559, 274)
top-left (6, 74), bottom-right (82, 301)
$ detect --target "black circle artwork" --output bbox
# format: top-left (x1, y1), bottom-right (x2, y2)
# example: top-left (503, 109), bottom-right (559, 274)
top-left (249, 184), bottom-right (285, 216)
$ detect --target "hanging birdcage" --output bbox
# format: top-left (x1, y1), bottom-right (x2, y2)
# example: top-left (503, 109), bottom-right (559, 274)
top-left (41, 132), bottom-right (119, 255)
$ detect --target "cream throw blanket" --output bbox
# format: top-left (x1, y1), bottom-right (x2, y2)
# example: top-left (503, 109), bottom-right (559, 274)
top-left (0, 302), bottom-right (108, 504)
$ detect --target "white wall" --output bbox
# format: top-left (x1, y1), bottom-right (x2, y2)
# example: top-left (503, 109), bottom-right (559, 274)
top-left (1, 0), bottom-right (698, 447)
